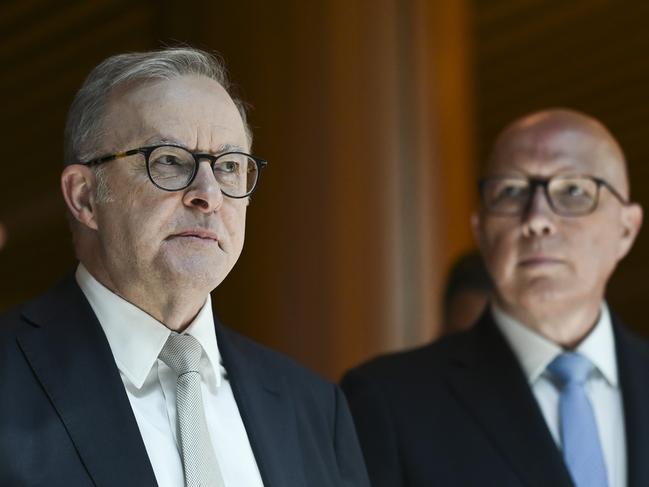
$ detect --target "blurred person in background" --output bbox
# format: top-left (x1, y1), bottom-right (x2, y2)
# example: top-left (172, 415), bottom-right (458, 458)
top-left (342, 108), bottom-right (649, 487)
top-left (0, 48), bottom-right (369, 487)
top-left (442, 250), bottom-right (492, 333)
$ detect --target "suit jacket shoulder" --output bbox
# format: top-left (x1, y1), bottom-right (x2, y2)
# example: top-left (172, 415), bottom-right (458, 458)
top-left (342, 310), bottom-right (649, 487)
top-left (611, 314), bottom-right (649, 487)
top-left (0, 275), bottom-right (370, 487)
top-left (0, 275), bottom-right (159, 487)
top-left (343, 330), bottom-right (469, 386)
top-left (216, 322), bottom-right (370, 486)
top-left (341, 312), bottom-right (573, 487)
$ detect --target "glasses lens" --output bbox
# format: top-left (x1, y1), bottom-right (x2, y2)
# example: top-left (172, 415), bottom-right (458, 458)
top-left (214, 153), bottom-right (258, 197)
top-left (481, 178), bottom-right (530, 214)
top-left (548, 177), bottom-right (598, 215)
top-left (148, 146), bottom-right (195, 190)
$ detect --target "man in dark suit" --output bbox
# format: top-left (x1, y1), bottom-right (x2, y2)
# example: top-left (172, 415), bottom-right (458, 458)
top-left (342, 109), bottom-right (647, 487)
top-left (0, 48), bottom-right (369, 487)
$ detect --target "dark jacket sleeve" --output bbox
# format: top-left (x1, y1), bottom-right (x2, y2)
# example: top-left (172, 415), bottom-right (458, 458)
top-left (341, 368), bottom-right (404, 487)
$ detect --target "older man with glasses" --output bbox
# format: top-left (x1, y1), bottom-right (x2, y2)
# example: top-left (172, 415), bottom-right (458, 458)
top-left (342, 108), bottom-right (649, 487)
top-left (0, 48), bottom-right (370, 487)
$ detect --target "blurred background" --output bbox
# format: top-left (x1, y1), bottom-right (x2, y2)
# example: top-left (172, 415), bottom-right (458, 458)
top-left (1, 0), bottom-right (649, 380)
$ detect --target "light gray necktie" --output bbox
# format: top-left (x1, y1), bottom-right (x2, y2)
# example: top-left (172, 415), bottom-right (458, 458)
top-left (159, 333), bottom-right (225, 487)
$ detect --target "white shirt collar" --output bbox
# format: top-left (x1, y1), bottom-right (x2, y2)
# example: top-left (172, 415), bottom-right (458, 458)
top-left (491, 302), bottom-right (618, 387)
top-left (75, 263), bottom-right (223, 390)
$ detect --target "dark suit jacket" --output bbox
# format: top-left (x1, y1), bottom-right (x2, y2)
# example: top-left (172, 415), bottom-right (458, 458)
top-left (341, 309), bottom-right (649, 487)
top-left (0, 275), bottom-right (370, 487)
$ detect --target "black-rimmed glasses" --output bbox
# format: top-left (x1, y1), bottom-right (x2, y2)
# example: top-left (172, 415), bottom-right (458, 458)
top-left (81, 144), bottom-right (268, 198)
top-left (478, 175), bottom-right (628, 216)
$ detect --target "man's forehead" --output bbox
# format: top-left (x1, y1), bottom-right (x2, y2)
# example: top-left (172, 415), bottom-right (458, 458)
top-left (141, 135), bottom-right (247, 154)
top-left (103, 75), bottom-right (248, 153)
top-left (486, 116), bottom-right (628, 191)
top-left (490, 129), bottom-right (603, 170)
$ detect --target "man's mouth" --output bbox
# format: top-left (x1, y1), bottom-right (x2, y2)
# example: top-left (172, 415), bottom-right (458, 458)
top-left (167, 229), bottom-right (224, 250)
top-left (518, 255), bottom-right (563, 267)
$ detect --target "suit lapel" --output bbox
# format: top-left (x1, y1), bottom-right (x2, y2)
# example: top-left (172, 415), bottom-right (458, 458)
top-left (613, 317), bottom-right (649, 487)
top-left (444, 312), bottom-right (574, 487)
top-left (216, 323), bottom-right (306, 487)
top-left (17, 276), bottom-right (157, 487)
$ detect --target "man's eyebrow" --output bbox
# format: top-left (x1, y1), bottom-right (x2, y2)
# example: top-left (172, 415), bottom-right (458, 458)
top-left (142, 136), bottom-right (184, 146)
top-left (217, 143), bottom-right (247, 153)
top-left (141, 137), bottom-right (247, 154)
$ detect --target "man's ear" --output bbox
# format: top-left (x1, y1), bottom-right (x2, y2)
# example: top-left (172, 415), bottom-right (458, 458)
top-left (61, 165), bottom-right (99, 230)
top-left (617, 202), bottom-right (643, 260)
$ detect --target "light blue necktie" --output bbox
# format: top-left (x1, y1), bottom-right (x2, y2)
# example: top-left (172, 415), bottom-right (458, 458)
top-left (547, 352), bottom-right (608, 487)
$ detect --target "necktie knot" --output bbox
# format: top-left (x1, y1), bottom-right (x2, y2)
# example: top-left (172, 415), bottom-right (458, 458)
top-left (159, 333), bottom-right (203, 375)
top-left (547, 352), bottom-right (594, 388)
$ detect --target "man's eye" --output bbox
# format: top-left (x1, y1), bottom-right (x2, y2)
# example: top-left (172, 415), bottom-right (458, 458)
top-left (153, 155), bottom-right (182, 166)
top-left (217, 160), bottom-right (239, 173)
top-left (500, 185), bottom-right (526, 198)
top-left (565, 184), bottom-right (585, 196)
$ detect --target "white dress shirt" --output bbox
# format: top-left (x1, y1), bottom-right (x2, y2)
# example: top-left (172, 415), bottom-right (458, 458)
top-left (76, 264), bottom-right (264, 487)
top-left (492, 303), bottom-right (626, 487)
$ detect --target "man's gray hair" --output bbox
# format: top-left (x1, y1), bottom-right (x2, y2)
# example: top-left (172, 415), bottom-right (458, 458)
top-left (63, 47), bottom-right (251, 166)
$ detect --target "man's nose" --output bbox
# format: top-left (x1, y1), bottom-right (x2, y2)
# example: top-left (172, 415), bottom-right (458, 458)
top-left (182, 161), bottom-right (224, 213)
top-left (521, 185), bottom-right (557, 237)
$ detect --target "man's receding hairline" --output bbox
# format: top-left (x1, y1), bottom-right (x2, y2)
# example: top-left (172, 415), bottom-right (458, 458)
top-left (64, 47), bottom-right (252, 166)
top-left (486, 109), bottom-right (630, 195)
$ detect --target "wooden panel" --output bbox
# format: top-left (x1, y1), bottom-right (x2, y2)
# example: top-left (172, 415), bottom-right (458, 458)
top-left (199, 0), bottom-right (476, 377)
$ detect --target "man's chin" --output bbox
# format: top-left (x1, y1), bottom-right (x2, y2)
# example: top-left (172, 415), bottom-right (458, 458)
top-left (514, 279), bottom-right (579, 311)
top-left (161, 257), bottom-right (230, 291)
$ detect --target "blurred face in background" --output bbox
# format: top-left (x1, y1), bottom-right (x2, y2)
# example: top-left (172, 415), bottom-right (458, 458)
top-left (473, 110), bottom-right (642, 326)
top-left (445, 289), bottom-right (489, 333)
